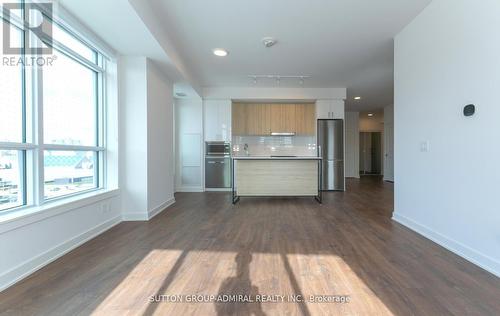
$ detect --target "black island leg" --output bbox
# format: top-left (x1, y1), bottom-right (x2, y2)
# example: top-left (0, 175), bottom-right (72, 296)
top-left (231, 158), bottom-right (240, 204)
top-left (315, 159), bottom-right (323, 204)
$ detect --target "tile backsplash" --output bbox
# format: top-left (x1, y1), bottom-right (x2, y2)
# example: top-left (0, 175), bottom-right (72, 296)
top-left (232, 136), bottom-right (317, 157)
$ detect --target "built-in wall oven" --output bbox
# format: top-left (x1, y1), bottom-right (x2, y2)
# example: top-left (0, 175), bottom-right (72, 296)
top-left (205, 141), bottom-right (231, 189)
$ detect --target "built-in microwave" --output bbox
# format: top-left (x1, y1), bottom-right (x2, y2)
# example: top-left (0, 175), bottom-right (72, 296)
top-left (205, 141), bottom-right (231, 157)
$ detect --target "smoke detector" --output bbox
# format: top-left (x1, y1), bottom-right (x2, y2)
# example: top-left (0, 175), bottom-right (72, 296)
top-left (262, 37), bottom-right (277, 48)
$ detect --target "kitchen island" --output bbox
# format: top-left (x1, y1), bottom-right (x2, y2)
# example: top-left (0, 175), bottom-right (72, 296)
top-left (231, 156), bottom-right (322, 204)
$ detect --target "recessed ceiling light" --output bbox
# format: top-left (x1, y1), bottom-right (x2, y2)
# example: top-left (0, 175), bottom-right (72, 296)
top-left (354, 96), bottom-right (362, 100)
top-left (368, 113), bottom-right (374, 117)
top-left (213, 49), bottom-right (228, 57)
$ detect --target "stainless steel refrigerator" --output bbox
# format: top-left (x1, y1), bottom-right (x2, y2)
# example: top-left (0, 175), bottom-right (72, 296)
top-left (317, 119), bottom-right (345, 191)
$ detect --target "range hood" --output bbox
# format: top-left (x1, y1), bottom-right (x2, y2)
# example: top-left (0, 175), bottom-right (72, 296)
top-left (271, 132), bottom-right (296, 136)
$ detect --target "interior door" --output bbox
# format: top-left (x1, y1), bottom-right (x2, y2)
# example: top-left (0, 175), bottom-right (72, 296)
top-left (359, 132), bottom-right (372, 174)
top-left (371, 132), bottom-right (382, 174)
top-left (384, 122), bottom-right (394, 181)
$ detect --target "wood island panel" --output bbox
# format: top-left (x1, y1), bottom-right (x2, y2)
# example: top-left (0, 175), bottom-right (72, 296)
top-left (235, 159), bottom-right (318, 196)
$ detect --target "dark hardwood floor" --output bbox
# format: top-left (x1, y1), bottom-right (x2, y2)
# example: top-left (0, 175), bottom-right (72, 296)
top-left (1, 177), bottom-right (499, 315)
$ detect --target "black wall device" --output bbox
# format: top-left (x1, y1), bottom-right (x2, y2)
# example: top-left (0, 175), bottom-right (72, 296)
top-left (463, 104), bottom-right (475, 117)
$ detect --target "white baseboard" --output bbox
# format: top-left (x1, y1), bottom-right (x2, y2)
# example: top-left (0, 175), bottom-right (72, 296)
top-left (205, 188), bottom-right (231, 192)
top-left (175, 186), bottom-right (204, 192)
top-left (393, 213), bottom-right (500, 278)
top-left (122, 197), bottom-right (176, 221)
top-left (148, 197), bottom-right (175, 220)
top-left (0, 216), bottom-right (121, 292)
top-left (121, 212), bottom-right (149, 221)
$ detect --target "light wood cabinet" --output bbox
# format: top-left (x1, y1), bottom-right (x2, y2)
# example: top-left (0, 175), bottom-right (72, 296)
top-left (270, 104), bottom-right (296, 134)
top-left (246, 104), bottom-right (271, 135)
top-left (232, 103), bottom-right (247, 136)
top-left (270, 104), bottom-right (283, 133)
top-left (295, 104), bottom-right (316, 135)
top-left (232, 102), bottom-right (315, 136)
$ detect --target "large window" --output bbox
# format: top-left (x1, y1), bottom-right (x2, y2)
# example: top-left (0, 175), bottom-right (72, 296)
top-left (0, 3), bottom-right (107, 212)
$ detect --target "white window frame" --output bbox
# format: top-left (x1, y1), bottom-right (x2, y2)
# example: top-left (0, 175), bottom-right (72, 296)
top-left (0, 2), bottom-right (109, 212)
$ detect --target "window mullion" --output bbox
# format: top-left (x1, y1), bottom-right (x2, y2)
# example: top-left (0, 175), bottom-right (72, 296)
top-left (99, 68), bottom-right (106, 189)
top-left (41, 144), bottom-right (105, 152)
top-left (0, 143), bottom-right (36, 150)
top-left (34, 65), bottom-right (44, 206)
top-left (40, 35), bottom-right (105, 73)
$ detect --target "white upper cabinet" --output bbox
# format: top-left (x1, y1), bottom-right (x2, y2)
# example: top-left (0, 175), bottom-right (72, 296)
top-left (204, 99), bottom-right (232, 142)
top-left (316, 101), bottom-right (331, 119)
top-left (316, 100), bottom-right (345, 120)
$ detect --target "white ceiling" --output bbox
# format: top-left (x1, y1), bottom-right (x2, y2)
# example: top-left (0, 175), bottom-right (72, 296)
top-left (146, 0), bottom-right (431, 110)
top-left (59, 0), bottom-right (431, 110)
top-left (58, 0), bottom-right (201, 96)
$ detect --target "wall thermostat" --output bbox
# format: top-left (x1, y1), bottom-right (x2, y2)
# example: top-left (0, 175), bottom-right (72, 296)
top-left (463, 104), bottom-right (475, 117)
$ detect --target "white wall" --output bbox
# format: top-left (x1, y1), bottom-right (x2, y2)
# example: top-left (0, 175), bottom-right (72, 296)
top-left (174, 98), bottom-right (203, 192)
top-left (146, 60), bottom-right (175, 212)
top-left (394, 0), bottom-right (500, 277)
top-left (120, 57), bottom-right (176, 220)
top-left (345, 112), bottom-right (360, 178)
top-left (359, 112), bottom-right (384, 132)
top-left (120, 57), bottom-right (148, 218)
top-left (0, 193), bottom-right (121, 291)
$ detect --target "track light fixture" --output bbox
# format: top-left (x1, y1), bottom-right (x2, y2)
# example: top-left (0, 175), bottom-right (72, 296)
top-left (248, 75), bottom-right (311, 85)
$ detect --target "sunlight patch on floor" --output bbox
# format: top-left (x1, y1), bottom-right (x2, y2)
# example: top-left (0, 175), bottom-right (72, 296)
top-left (93, 249), bottom-right (185, 315)
top-left (90, 250), bottom-right (393, 315)
top-left (284, 253), bottom-right (394, 315)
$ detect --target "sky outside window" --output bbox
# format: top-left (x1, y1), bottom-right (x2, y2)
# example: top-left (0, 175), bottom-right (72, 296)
top-left (0, 20), bottom-right (23, 143)
top-left (43, 50), bottom-right (97, 146)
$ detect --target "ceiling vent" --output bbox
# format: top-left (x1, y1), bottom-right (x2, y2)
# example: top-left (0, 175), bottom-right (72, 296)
top-left (262, 37), bottom-right (277, 48)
